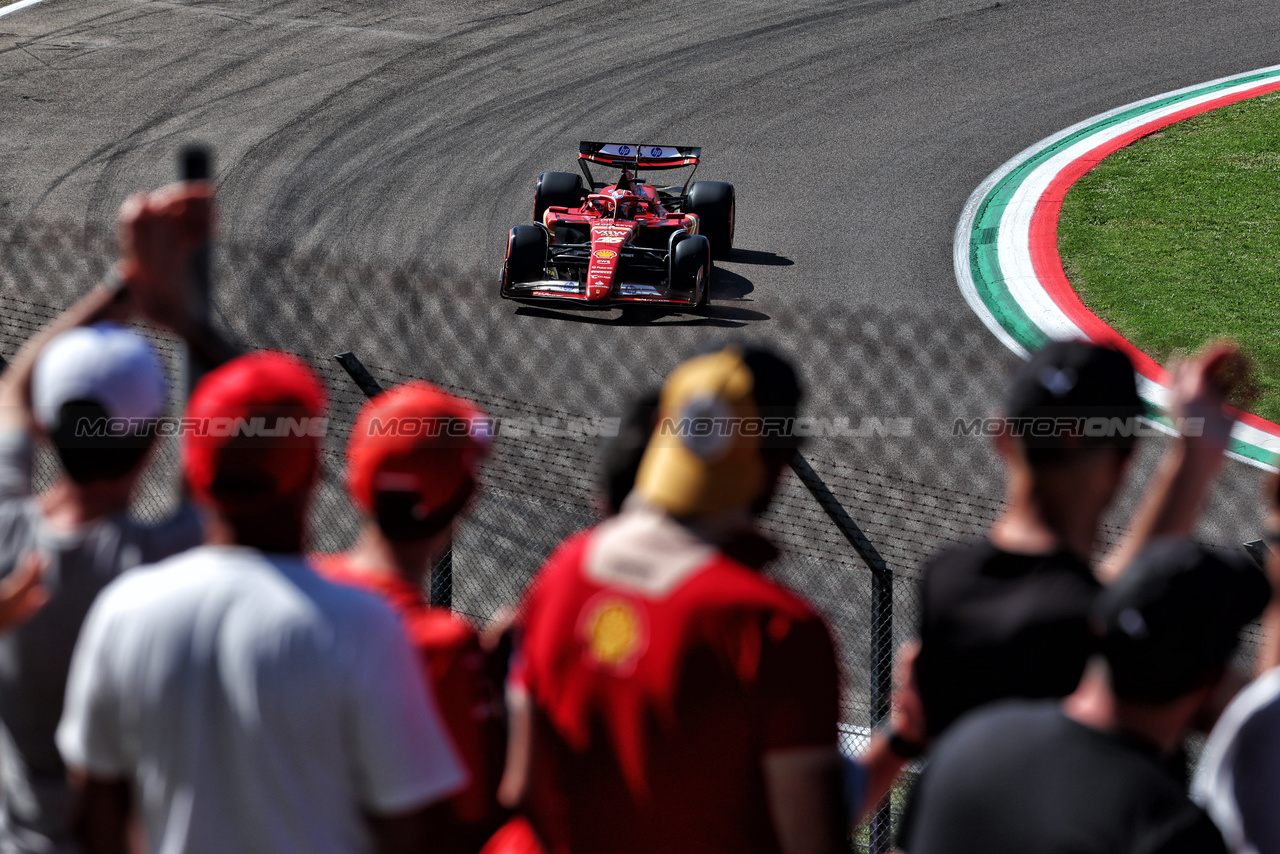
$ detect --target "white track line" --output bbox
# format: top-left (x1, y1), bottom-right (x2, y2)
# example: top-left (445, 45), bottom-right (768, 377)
top-left (998, 75), bottom-right (1280, 347)
top-left (957, 63), bottom-right (1280, 468)
top-left (0, 0), bottom-right (49, 18)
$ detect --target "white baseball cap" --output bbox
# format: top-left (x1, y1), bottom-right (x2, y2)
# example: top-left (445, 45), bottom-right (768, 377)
top-left (32, 322), bottom-right (167, 433)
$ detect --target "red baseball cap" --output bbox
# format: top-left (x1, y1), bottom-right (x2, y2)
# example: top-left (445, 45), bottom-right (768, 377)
top-left (346, 382), bottom-right (490, 538)
top-left (182, 351), bottom-right (328, 514)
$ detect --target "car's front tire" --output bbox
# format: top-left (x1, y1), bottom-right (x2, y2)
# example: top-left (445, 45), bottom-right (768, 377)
top-left (671, 234), bottom-right (711, 307)
top-left (504, 225), bottom-right (548, 290)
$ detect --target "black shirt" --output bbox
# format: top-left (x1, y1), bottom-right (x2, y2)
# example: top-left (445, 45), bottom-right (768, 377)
top-left (898, 702), bottom-right (1227, 854)
top-left (915, 539), bottom-right (1101, 738)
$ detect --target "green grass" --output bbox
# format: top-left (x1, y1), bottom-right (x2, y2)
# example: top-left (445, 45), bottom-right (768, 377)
top-left (1058, 89), bottom-right (1280, 422)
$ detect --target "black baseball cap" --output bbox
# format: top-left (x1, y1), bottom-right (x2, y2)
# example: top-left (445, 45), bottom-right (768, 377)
top-left (1004, 340), bottom-right (1144, 449)
top-left (1095, 539), bottom-right (1271, 703)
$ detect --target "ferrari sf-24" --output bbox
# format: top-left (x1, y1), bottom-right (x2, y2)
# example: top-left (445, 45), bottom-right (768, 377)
top-left (499, 141), bottom-right (735, 308)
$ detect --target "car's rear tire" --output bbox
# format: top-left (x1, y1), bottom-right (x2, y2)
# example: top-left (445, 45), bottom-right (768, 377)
top-left (671, 234), bottom-right (711, 306)
top-left (534, 172), bottom-right (584, 222)
top-left (685, 181), bottom-right (735, 260)
top-left (505, 225), bottom-right (547, 286)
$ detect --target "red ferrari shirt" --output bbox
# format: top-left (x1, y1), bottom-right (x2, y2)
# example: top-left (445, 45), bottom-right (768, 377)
top-left (508, 508), bottom-right (840, 854)
top-left (315, 555), bottom-right (504, 847)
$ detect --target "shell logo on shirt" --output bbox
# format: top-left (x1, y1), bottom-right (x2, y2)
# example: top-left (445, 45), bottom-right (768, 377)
top-left (578, 595), bottom-right (647, 673)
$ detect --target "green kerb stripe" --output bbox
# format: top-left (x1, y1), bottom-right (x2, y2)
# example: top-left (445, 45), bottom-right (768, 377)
top-left (965, 68), bottom-right (1280, 349)
top-left (1143, 408), bottom-right (1272, 465)
top-left (963, 68), bottom-right (1280, 466)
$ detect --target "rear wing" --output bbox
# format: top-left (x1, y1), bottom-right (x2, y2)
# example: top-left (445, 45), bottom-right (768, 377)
top-left (578, 141), bottom-right (701, 170)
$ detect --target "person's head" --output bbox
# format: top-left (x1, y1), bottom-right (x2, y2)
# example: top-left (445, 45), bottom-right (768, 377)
top-left (585, 195), bottom-right (612, 218)
top-left (33, 322), bottom-right (166, 488)
top-left (633, 344), bottom-right (802, 520)
top-left (346, 381), bottom-right (490, 548)
top-left (1094, 539), bottom-right (1270, 710)
top-left (597, 388), bottom-right (660, 517)
top-left (610, 190), bottom-right (640, 219)
top-left (998, 340), bottom-right (1144, 510)
top-left (182, 351), bottom-right (327, 549)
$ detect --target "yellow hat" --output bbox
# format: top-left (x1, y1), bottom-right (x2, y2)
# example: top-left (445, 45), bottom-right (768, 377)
top-left (634, 347), bottom-right (768, 517)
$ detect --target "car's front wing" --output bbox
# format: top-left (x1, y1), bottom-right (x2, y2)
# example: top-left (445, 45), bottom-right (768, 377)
top-left (500, 278), bottom-right (699, 309)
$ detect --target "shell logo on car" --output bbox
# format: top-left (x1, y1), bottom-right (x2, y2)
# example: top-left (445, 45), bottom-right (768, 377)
top-left (593, 249), bottom-right (618, 260)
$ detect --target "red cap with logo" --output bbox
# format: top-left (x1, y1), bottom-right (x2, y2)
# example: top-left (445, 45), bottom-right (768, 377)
top-left (346, 381), bottom-right (490, 540)
top-left (182, 351), bottom-right (328, 514)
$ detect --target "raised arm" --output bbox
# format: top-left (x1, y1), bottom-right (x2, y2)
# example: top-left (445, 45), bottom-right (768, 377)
top-left (115, 184), bottom-right (239, 372)
top-left (1098, 343), bottom-right (1251, 583)
top-left (0, 183), bottom-right (238, 437)
top-left (0, 283), bottom-right (129, 434)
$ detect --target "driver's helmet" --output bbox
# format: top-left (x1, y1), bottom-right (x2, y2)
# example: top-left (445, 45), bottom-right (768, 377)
top-left (584, 195), bottom-right (612, 217)
top-left (610, 190), bottom-right (642, 219)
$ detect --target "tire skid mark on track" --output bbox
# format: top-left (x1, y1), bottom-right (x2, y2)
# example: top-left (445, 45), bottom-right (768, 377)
top-left (0, 5), bottom-right (156, 57)
top-left (113, 0), bottom-right (450, 41)
top-left (91, 50), bottom-right (405, 211)
top-left (228, 0), bottom-right (959, 264)
top-left (5, 0), bottom-right (1280, 546)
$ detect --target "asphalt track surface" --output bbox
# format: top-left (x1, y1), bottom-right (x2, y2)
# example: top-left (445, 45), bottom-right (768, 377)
top-left (2, 0), bottom-right (1278, 547)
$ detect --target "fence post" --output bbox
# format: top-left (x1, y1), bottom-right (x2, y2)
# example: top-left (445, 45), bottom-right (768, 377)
top-left (789, 453), bottom-right (894, 854)
top-left (333, 351), bottom-right (453, 609)
top-left (430, 550), bottom-right (453, 610)
top-left (178, 146), bottom-right (213, 399)
top-left (334, 352), bottom-right (385, 399)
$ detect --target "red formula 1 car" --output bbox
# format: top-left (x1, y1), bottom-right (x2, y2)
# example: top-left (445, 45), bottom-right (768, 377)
top-left (499, 142), bottom-right (735, 308)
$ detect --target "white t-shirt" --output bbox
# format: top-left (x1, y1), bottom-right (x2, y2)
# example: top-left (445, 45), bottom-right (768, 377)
top-left (57, 545), bottom-right (467, 854)
top-left (0, 428), bottom-right (204, 854)
top-left (1194, 667), bottom-right (1280, 854)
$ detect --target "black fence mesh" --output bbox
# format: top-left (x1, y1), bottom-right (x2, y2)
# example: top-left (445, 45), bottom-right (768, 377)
top-left (2, 215), bottom-right (1272, 850)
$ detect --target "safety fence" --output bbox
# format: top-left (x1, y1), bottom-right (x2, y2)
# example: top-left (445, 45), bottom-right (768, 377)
top-left (1, 214), bottom-right (1270, 851)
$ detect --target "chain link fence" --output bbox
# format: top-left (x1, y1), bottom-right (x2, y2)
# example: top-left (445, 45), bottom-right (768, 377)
top-left (1, 214), bottom-right (1272, 851)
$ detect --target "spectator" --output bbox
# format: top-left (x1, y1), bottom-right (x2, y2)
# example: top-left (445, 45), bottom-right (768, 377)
top-left (0, 183), bottom-right (235, 854)
top-left (316, 381), bottom-right (505, 854)
top-left (588, 380), bottom-right (924, 821)
top-left (1191, 474), bottom-right (1280, 854)
top-left (911, 339), bottom-right (1245, 744)
top-left (1195, 667), bottom-right (1280, 854)
top-left (898, 539), bottom-right (1270, 854)
top-left (491, 344), bottom-right (847, 854)
top-left (56, 352), bottom-right (467, 854)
